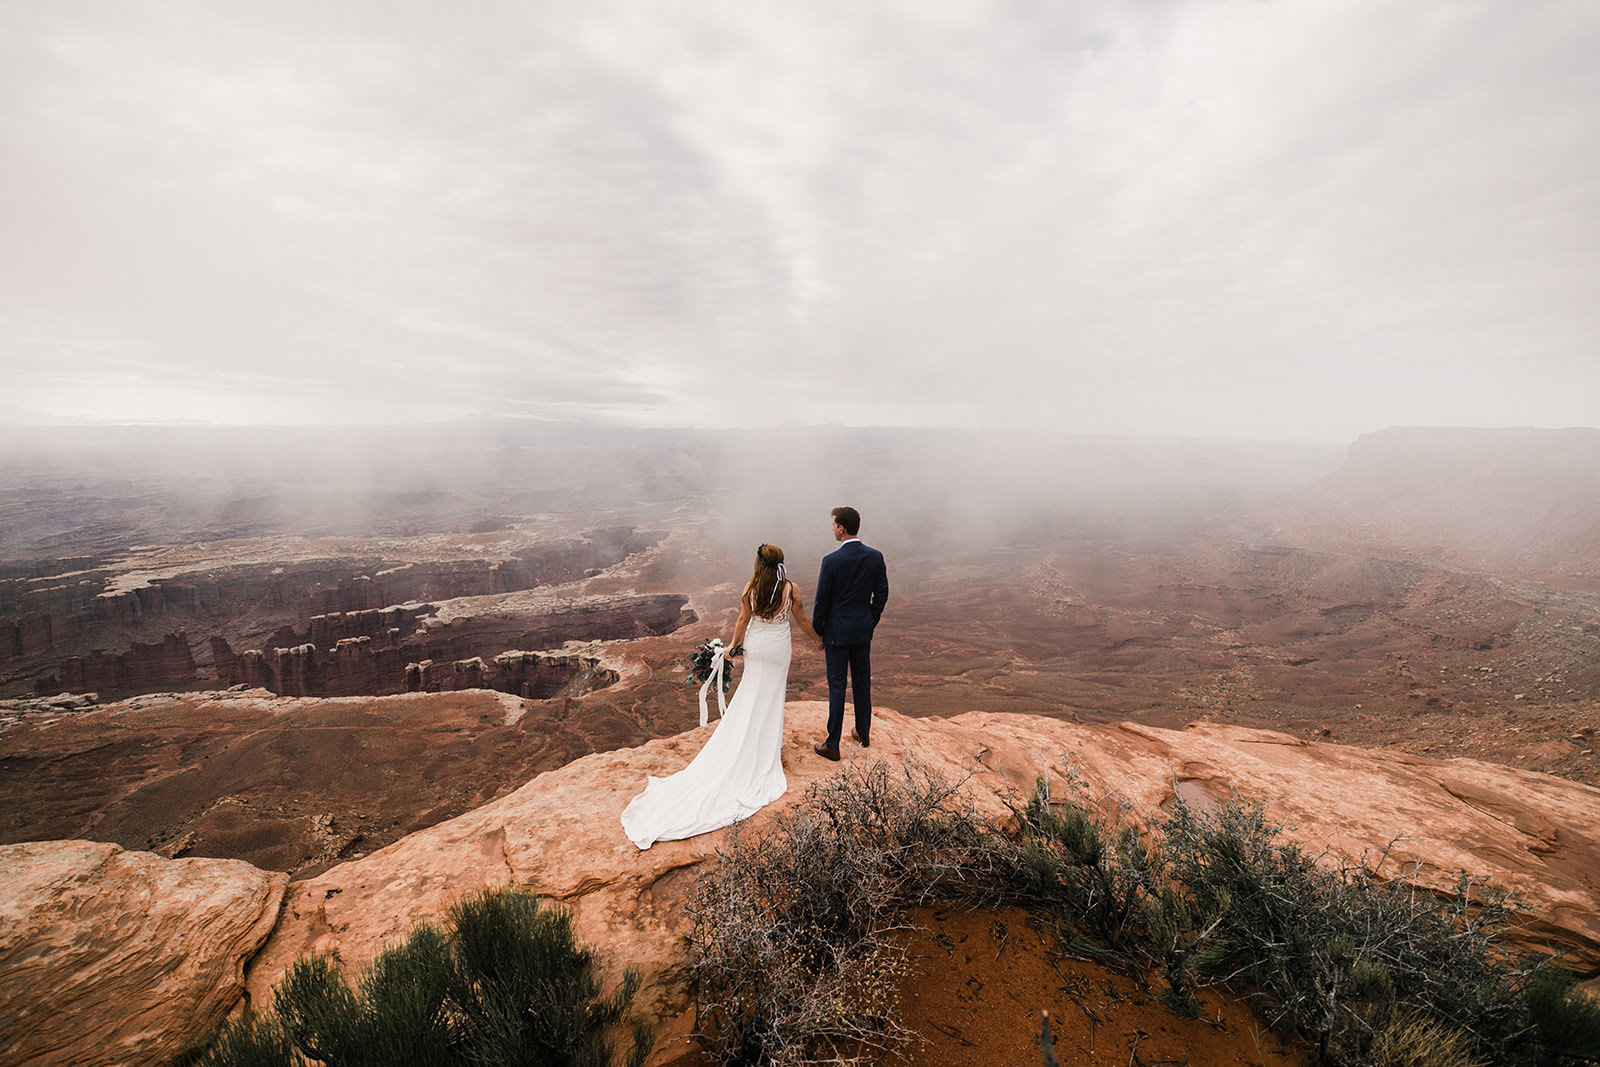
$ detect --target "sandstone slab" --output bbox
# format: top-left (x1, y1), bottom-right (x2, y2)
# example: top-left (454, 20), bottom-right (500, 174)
top-left (0, 840), bottom-right (287, 1066)
top-left (242, 703), bottom-right (1600, 1062)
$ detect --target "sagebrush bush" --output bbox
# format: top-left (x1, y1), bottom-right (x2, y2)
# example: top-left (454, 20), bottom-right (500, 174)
top-left (194, 885), bottom-right (652, 1067)
top-left (1525, 965), bottom-right (1600, 1061)
top-left (193, 1011), bottom-right (293, 1067)
top-left (1002, 772), bottom-right (1600, 1066)
top-left (1012, 774), bottom-right (1170, 971)
top-left (687, 760), bottom-right (994, 1065)
top-left (688, 761), bottom-right (1600, 1066)
top-left (1364, 1010), bottom-right (1487, 1067)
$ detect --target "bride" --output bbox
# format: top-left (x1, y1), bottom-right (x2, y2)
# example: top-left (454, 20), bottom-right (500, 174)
top-left (622, 543), bottom-right (823, 850)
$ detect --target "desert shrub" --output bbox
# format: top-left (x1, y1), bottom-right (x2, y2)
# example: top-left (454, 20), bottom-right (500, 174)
top-left (1525, 966), bottom-right (1600, 1061)
top-left (194, 1011), bottom-right (294, 1067)
top-left (444, 886), bottom-right (650, 1066)
top-left (686, 757), bottom-right (1600, 1067)
top-left (1003, 774), bottom-right (1600, 1066)
top-left (1008, 774), bottom-right (1171, 971)
top-left (194, 885), bottom-right (651, 1067)
top-left (687, 760), bottom-right (995, 1065)
top-left (1364, 1009), bottom-right (1487, 1067)
top-left (1158, 800), bottom-right (1542, 1063)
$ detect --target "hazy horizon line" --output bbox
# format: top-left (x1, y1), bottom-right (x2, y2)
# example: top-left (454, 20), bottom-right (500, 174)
top-left (4, 413), bottom-right (1598, 446)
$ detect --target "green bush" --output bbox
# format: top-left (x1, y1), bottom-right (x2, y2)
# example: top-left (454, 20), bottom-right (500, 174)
top-left (195, 886), bottom-right (652, 1067)
top-left (1012, 775), bottom-right (1168, 971)
top-left (1525, 966), bottom-right (1600, 1061)
top-left (1003, 774), bottom-right (1600, 1066)
top-left (684, 761), bottom-right (1600, 1065)
top-left (687, 760), bottom-right (993, 1065)
top-left (1158, 798), bottom-right (1527, 1061)
top-left (193, 1010), bottom-right (294, 1067)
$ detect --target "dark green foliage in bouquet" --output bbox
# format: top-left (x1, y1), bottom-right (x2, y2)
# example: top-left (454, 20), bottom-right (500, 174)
top-left (687, 638), bottom-right (732, 696)
top-left (192, 886), bottom-right (652, 1067)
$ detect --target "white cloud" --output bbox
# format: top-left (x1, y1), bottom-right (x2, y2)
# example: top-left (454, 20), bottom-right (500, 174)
top-left (2, 0), bottom-right (1597, 437)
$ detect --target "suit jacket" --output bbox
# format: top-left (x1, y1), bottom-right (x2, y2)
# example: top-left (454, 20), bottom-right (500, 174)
top-left (812, 540), bottom-right (888, 646)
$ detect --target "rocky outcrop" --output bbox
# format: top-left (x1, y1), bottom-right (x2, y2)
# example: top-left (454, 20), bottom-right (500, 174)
top-left (1, 528), bottom-right (664, 692)
top-left (32, 631), bottom-right (196, 696)
top-left (0, 581), bottom-right (195, 664)
top-left (212, 595), bottom-right (690, 697)
top-left (304, 605), bottom-right (420, 648)
top-left (403, 650), bottom-right (619, 699)
top-left (240, 705), bottom-right (1600, 1060)
top-left (4, 706), bottom-right (1595, 1064)
top-left (0, 840), bottom-right (287, 1066)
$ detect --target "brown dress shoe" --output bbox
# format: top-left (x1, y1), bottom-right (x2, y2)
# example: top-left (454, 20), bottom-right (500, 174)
top-left (851, 728), bottom-right (870, 748)
top-left (813, 741), bottom-right (841, 761)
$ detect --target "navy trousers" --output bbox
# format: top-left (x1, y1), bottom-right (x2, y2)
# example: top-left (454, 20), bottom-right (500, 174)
top-left (824, 641), bottom-right (872, 748)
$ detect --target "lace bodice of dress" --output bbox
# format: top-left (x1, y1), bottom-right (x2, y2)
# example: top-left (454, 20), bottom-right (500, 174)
top-left (749, 580), bottom-right (791, 625)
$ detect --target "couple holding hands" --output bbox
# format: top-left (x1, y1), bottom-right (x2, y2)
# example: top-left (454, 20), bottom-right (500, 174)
top-left (622, 506), bottom-right (888, 850)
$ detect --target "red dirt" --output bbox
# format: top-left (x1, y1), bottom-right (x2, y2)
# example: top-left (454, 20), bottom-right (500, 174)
top-left (893, 905), bottom-right (1299, 1067)
top-left (651, 905), bottom-right (1301, 1067)
top-left (0, 670), bottom-right (700, 877)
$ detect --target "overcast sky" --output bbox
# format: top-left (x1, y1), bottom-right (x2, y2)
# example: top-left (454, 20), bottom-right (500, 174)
top-left (2, 1), bottom-right (1597, 439)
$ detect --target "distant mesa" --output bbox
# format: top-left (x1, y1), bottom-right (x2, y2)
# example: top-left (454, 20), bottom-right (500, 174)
top-left (1336, 426), bottom-right (1600, 499)
top-left (1298, 426), bottom-right (1600, 578)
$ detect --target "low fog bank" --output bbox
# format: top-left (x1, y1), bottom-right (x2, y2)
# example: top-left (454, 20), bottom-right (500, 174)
top-left (1280, 426), bottom-right (1600, 582)
top-left (701, 427), bottom-right (1347, 567)
top-left (0, 421), bottom-right (1346, 563)
top-left (9, 421), bottom-right (1598, 580)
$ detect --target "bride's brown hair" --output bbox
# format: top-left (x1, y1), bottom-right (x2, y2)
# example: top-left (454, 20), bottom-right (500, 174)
top-left (750, 543), bottom-right (787, 620)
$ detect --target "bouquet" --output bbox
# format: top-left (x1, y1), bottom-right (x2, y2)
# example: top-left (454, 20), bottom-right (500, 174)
top-left (687, 638), bottom-right (733, 696)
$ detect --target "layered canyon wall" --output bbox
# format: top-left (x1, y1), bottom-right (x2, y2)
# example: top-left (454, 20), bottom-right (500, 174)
top-left (1, 528), bottom-right (664, 697)
top-left (210, 594), bottom-right (688, 697)
top-left (32, 632), bottom-right (195, 696)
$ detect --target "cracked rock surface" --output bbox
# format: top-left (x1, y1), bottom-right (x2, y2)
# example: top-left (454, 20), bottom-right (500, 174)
top-left (0, 840), bottom-right (286, 1066)
top-left (242, 703), bottom-right (1600, 1059)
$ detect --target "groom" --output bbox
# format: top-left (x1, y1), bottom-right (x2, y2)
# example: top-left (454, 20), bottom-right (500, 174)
top-left (811, 506), bottom-right (889, 761)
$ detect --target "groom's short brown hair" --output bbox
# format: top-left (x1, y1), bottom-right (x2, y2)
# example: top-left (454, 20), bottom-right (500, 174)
top-left (832, 506), bottom-right (861, 536)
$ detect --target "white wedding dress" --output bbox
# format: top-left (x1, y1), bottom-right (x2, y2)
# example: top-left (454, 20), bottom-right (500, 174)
top-left (621, 585), bottom-right (792, 849)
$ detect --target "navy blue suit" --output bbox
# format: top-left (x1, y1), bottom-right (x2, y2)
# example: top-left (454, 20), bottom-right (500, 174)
top-left (812, 539), bottom-right (889, 747)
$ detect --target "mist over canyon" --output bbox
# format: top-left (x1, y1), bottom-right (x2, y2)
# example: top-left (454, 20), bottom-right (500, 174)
top-left (3, 422), bottom-right (1599, 864)
top-left (2, 420), bottom-right (1599, 1063)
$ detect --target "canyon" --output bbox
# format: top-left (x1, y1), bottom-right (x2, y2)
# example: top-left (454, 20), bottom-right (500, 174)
top-left (2, 526), bottom-right (685, 700)
top-left (2, 422), bottom-right (1599, 1063)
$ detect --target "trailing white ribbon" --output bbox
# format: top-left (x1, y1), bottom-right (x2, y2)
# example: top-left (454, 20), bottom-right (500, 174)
top-left (698, 647), bottom-right (728, 726)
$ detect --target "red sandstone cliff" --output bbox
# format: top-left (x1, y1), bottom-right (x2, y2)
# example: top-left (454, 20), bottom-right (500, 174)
top-left (210, 593), bottom-right (688, 697)
top-left (0, 528), bottom-right (666, 697)
top-left (2, 703), bottom-right (1597, 1065)
top-left (32, 631), bottom-right (196, 696)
